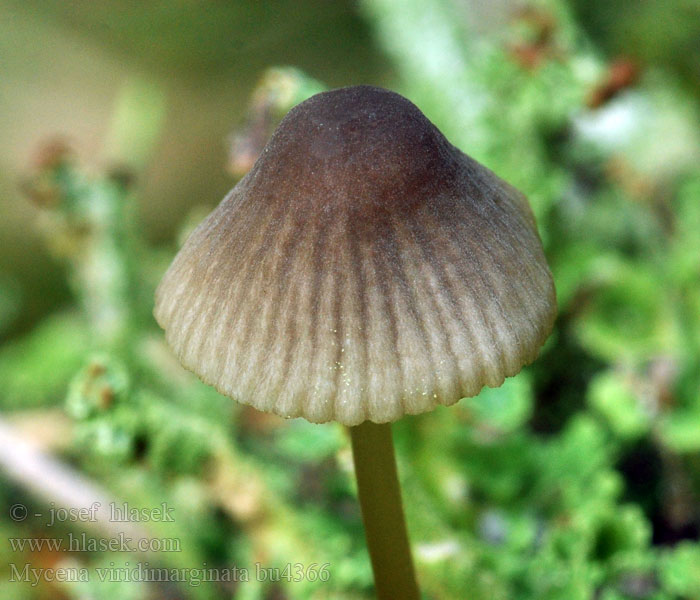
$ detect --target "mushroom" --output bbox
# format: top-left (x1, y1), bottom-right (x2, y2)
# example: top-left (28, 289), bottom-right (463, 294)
top-left (154, 85), bottom-right (556, 598)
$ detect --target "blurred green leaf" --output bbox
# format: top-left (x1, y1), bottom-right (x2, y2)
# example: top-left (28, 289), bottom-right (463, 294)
top-left (0, 312), bottom-right (90, 409)
top-left (588, 370), bottom-right (650, 439)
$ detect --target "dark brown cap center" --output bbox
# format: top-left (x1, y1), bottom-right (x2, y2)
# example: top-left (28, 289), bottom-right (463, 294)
top-left (248, 86), bottom-right (459, 220)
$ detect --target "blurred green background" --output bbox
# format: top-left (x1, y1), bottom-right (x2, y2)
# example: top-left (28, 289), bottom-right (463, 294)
top-left (1, 1), bottom-right (699, 599)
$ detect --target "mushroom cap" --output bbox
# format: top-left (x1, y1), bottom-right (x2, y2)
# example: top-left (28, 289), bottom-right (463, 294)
top-left (154, 86), bottom-right (556, 426)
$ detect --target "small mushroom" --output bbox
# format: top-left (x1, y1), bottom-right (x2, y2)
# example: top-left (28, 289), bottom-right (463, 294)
top-left (155, 86), bottom-right (556, 598)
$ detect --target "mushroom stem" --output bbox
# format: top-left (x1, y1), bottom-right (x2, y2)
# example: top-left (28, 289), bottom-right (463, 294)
top-left (349, 421), bottom-right (419, 600)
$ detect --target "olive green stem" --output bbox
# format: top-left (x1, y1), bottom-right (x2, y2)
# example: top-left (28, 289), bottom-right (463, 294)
top-left (349, 421), bottom-right (420, 600)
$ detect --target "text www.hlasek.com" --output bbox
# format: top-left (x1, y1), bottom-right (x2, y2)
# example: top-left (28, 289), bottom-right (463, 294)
top-left (9, 532), bottom-right (181, 554)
